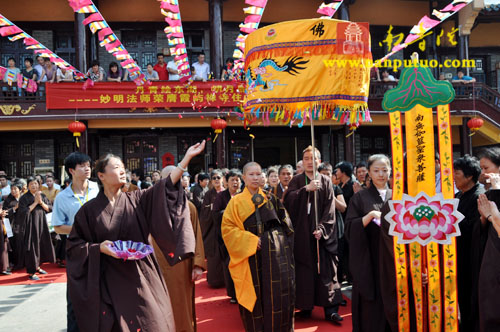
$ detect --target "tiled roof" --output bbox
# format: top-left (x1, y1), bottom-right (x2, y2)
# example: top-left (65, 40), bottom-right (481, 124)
top-left (484, 0), bottom-right (500, 12)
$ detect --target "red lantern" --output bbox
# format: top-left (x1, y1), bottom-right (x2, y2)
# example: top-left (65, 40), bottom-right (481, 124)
top-left (211, 118), bottom-right (227, 142)
top-left (68, 120), bottom-right (86, 148)
top-left (467, 118), bottom-right (483, 136)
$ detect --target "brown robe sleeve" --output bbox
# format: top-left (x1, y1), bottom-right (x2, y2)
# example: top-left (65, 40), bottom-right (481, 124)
top-left (189, 201), bottom-right (206, 270)
top-left (345, 190), bottom-right (376, 301)
top-left (134, 175), bottom-right (196, 266)
top-left (67, 205), bottom-right (102, 332)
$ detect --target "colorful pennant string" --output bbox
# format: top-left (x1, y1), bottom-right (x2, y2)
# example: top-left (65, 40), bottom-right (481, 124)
top-left (378, 0), bottom-right (472, 62)
top-left (0, 13), bottom-right (86, 81)
top-left (316, 1), bottom-right (344, 18)
top-left (232, 0), bottom-right (268, 72)
top-left (66, 0), bottom-right (147, 85)
top-left (158, 0), bottom-right (191, 83)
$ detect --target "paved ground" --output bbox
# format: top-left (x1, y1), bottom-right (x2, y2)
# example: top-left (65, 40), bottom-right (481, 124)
top-left (0, 283), bottom-right (66, 331)
top-left (0, 277), bottom-right (352, 332)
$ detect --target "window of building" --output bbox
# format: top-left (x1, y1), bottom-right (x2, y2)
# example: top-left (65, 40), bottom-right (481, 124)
top-left (54, 31), bottom-right (76, 66)
top-left (1, 38), bottom-right (32, 69)
top-left (124, 137), bottom-right (159, 178)
top-left (184, 31), bottom-right (206, 64)
top-left (0, 142), bottom-right (35, 178)
top-left (121, 31), bottom-right (157, 69)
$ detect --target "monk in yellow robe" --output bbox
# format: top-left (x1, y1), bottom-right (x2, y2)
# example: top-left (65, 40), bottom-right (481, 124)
top-left (152, 166), bottom-right (206, 332)
top-left (222, 162), bottom-right (295, 332)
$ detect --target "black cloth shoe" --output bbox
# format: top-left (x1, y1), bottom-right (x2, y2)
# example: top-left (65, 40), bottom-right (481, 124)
top-left (1, 271), bottom-right (12, 275)
top-left (326, 312), bottom-right (343, 324)
top-left (229, 298), bottom-right (237, 304)
top-left (296, 310), bottom-right (312, 319)
top-left (340, 299), bottom-right (347, 306)
top-left (29, 275), bottom-right (40, 281)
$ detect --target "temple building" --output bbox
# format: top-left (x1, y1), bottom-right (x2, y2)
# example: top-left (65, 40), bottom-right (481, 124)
top-left (0, 0), bottom-right (499, 178)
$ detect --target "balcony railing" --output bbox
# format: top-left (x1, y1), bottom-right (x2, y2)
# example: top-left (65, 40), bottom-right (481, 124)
top-left (1, 81), bottom-right (499, 114)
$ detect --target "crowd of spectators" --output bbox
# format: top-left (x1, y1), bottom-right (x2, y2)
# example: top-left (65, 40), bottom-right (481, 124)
top-left (2, 51), bottom-right (245, 86)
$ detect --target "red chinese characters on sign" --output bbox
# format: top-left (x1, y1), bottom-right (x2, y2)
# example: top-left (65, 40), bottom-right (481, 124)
top-left (45, 81), bottom-right (246, 110)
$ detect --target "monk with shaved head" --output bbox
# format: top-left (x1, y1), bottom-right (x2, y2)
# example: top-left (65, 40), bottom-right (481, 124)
top-left (222, 162), bottom-right (295, 331)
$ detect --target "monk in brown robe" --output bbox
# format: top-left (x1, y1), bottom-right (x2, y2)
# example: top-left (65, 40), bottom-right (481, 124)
top-left (283, 146), bottom-right (343, 323)
top-left (151, 165), bottom-right (206, 332)
top-left (476, 147), bottom-right (500, 332)
top-left (222, 162), bottom-right (295, 332)
top-left (16, 176), bottom-right (55, 280)
top-left (212, 169), bottom-right (242, 303)
top-left (67, 141), bottom-right (205, 332)
top-left (345, 154), bottom-right (392, 332)
top-left (200, 169), bottom-right (225, 288)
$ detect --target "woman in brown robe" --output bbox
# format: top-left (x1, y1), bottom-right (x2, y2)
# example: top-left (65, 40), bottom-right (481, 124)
top-left (66, 141), bottom-right (205, 332)
top-left (345, 154), bottom-right (392, 332)
top-left (212, 169), bottom-right (242, 303)
top-left (16, 176), bottom-right (55, 280)
top-left (200, 169), bottom-right (225, 288)
top-left (0, 181), bottom-right (23, 274)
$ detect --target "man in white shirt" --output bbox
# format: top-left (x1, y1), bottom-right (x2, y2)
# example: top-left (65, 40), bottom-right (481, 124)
top-left (192, 53), bottom-right (210, 81)
top-left (167, 60), bottom-right (180, 81)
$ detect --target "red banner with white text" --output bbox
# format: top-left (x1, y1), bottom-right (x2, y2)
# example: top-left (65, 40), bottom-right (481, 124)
top-left (45, 81), bottom-right (246, 109)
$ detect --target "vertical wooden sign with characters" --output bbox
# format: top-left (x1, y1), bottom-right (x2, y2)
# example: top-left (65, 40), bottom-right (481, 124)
top-left (382, 54), bottom-right (463, 332)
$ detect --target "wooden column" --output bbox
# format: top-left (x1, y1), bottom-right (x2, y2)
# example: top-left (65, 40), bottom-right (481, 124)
top-left (344, 126), bottom-right (355, 163)
top-left (338, 1), bottom-right (350, 20)
top-left (209, 0), bottom-right (224, 80)
top-left (460, 117), bottom-right (473, 156)
top-left (74, 13), bottom-right (88, 72)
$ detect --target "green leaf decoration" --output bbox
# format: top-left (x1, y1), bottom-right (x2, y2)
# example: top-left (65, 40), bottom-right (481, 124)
top-left (382, 64), bottom-right (455, 113)
top-left (413, 205), bottom-right (435, 222)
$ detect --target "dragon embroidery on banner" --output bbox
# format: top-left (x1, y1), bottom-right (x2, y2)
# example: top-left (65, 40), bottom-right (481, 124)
top-left (247, 56), bottom-right (309, 92)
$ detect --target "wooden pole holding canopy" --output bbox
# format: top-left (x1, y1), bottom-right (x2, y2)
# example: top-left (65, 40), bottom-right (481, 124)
top-left (310, 110), bottom-right (320, 274)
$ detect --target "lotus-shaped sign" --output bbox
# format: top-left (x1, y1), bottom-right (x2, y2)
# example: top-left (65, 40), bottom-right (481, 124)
top-left (385, 192), bottom-right (464, 246)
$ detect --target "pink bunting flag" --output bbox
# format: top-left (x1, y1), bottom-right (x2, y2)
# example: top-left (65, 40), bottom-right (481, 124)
top-left (120, 59), bottom-right (135, 67)
top-left (244, 14), bottom-right (262, 24)
top-left (160, 2), bottom-right (179, 12)
top-left (245, 0), bottom-right (267, 6)
top-left (418, 15), bottom-right (441, 29)
top-left (165, 18), bottom-right (182, 27)
top-left (317, 5), bottom-right (335, 17)
top-left (23, 37), bottom-right (38, 45)
top-left (97, 27), bottom-right (113, 40)
top-left (0, 26), bottom-right (22, 37)
top-left (0, 67), bottom-right (6, 78)
top-left (442, 2), bottom-right (468, 11)
top-left (68, 0), bottom-right (93, 11)
top-left (82, 13), bottom-right (104, 25)
top-left (104, 40), bottom-right (122, 51)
